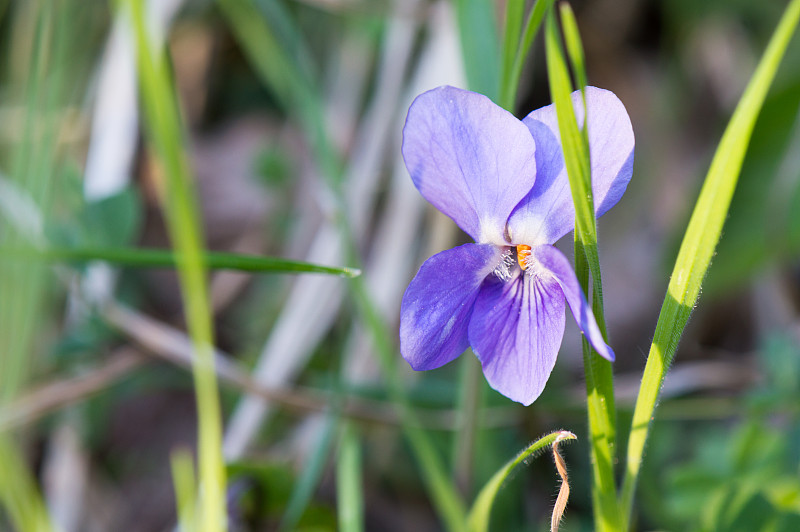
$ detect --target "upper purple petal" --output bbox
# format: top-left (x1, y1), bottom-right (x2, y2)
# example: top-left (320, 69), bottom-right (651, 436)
top-left (532, 245), bottom-right (614, 361)
top-left (506, 87), bottom-right (635, 245)
top-left (400, 243), bottom-right (501, 371)
top-left (402, 86), bottom-right (538, 245)
top-left (467, 266), bottom-right (566, 406)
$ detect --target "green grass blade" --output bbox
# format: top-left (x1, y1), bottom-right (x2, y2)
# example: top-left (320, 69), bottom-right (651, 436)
top-left (499, 0), bottom-right (524, 109)
top-left (5, 246), bottom-right (360, 277)
top-left (559, 3), bottom-right (588, 94)
top-left (466, 431), bottom-right (576, 532)
top-left (0, 435), bottom-right (54, 532)
top-left (219, 3), bottom-right (466, 528)
top-left (348, 276), bottom-right (468, 532)
top-left (545, 10), bottom-right (619, 531)
top-left (279, 415), bottom-right (338, 531)
top-left (336, 423), bottom-right (364, 532)
top-left (216, 0), bottom-right (340, 183)
top-left (124, 2), bottom-right (227, 530)
top-left (501, 0), bottom-right (554, 111)
top-left (453, 0), bottom-right (500, 100)
top-left (619, 1), bottom-right (800, 528)
top-left (171, 449), bottom-right (198, 532)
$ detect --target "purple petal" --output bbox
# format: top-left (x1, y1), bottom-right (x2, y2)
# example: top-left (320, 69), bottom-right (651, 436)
top-left (532, 245), bottom-right (614, 361)
top-left (507, 87), bottom-right (635, 245)
top-left (468, 266), bottom-right (566, 406)
top-left (402, 86), bottom-right (537, 245)
top-left (400, 243), bottom-right (501, 370)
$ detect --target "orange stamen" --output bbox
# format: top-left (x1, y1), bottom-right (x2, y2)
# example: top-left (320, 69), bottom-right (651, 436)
top-left (516, 245), bottom-right (531, 271)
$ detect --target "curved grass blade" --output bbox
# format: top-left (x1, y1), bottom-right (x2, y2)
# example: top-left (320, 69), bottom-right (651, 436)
top-left (467, 431), bottom-right (576, 532)
top-left (10, 246), bottom-right (361, 277)
top-left (620, 1), bottom-right (800, 528)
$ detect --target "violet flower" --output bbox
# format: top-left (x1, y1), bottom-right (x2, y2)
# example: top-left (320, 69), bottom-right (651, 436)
top-left (399, 86), bottom-right (634, 405)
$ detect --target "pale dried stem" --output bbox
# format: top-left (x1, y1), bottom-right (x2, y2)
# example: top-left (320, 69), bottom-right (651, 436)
top-left (551, 432), bottom-right (572, 532)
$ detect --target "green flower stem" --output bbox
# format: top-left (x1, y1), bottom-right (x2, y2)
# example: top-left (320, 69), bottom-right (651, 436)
top-left (125, 2), bottom-right (227, 531)
top-left (545, 10), bottom-right (620, 531)
top-left (619, 1), bottom-right (800, 528)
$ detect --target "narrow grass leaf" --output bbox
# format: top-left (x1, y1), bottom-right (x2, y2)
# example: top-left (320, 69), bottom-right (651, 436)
top-left (279, 415), bottom-right (338, 531)
top-left (216, 0), bottom-right (340, 183)
top-left (349, 276), bottom-right (468, 532)
top-left (453, 0), bottom-right (500, 100)
top-left (124, 2), bottom-right (227, 530)
top-left (0, 435), bottom-right (54, 532)
top-left (171, 448), bottom-right (198, 532)
top-left (501, 0), bottom-right (554, 111)
top-left (336, 423), bottom-right (364, 532)
top-left (466, 431), bottom-right (576, 532)
top-left (220, 3), bottom-right (467, 528)
top-left (620, 1), bottom-right (800, 528)
top-left (545, 11), bottom-right (619, 531)
top-left (499, 0), bottom-right (524, 109)
top-left (558, 3), bottom-right (587, 95)
top-left (9, 246), bottom-right (360, 277)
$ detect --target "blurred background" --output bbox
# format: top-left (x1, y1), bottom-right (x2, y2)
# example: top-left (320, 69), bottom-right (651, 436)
top-left (1, 0), bottom-right (800, 530)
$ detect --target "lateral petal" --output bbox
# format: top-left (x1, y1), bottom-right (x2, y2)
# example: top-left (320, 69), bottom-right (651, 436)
top-left (400, 243), bottom-right (501, 370)
top-left (532, 245), bottom-right (615, 361)
top-left (507, 87), bottom-right (634, 245)
top-left (468, 267), bottom-right (566, 406)
top-left (402, 86), bottom-right (537, 245)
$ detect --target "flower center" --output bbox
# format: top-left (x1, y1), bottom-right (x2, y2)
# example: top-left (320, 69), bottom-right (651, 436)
top-left (516, 245), bottom-right (531, 271)
top-left (493, 245), bottom-right (535, 281)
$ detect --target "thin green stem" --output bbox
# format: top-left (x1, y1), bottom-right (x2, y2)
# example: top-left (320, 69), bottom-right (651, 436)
top-left (619, 1), bottom-right (800, 528)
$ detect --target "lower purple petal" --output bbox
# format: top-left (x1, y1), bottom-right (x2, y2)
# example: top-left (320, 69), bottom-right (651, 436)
top-left (468, 268), bottom-right (566, 406)
top-left (400, 243), bottom-right (501, 371)
top-left (532, 245), bottom-right (615, 361)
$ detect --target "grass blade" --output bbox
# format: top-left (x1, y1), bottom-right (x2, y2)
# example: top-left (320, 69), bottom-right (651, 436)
top-left (499, 0), bottom-right (524, 109)
top-left (349, 277), bottom-right (468, 532)
top-left (453, 0), bottom-right (500, 100)
top-left (619, 1), bottom-right (800, 528)
top-left (222, 4), bottom-right (468, 530)
top-left (336, 423), bottom-right (364, 532)
top-left (124, 1), bottom-right (227, 530)
top-left (171, 448), bottom-right (198, 532)
top-left (216, 0), bottom-right (340, 183)
top-left (0, 435), bottom-right (54, 532)
top-left (5, 246), bottom-right (360, 277)
top-left (545, 10), bottom-right (619, 531)
top-left (279, 415), bottom-right (338, 531)
top-left (466, 431), bottom-right (576, 532)
top-left (500, 0), bottom-right (554, 111)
